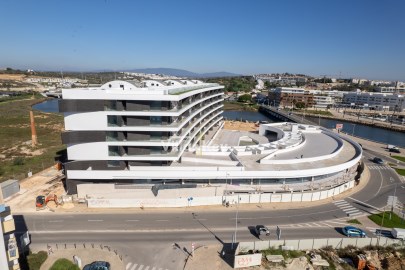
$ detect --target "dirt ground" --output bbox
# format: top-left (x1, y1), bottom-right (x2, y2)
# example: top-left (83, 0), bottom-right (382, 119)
top-left (223, 120), bottom-right (258, 132)
top-left (0, 74), bottom-right (26, 81)
top-left (5, 166), bottom-right (66, 212)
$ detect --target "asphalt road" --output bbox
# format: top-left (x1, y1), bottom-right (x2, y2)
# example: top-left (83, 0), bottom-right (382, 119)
top-left (13, 148), bottom-right (405, 269)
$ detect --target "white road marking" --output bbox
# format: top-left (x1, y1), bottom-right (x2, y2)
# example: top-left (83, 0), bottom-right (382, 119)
top-left (126, 220), bottom-right (140, 222)
top-left (144, 266), bottom-right (150, 270)
top-left (156, 219), bottom-right (169, 222)
top-left (88, 220), bottom-right (103, 222)
top-left (48, 220), bottom-right (63, 223)
top-left (151, 267), bottom-right (156, 270)
top-left (130, 264), bottom-right (138, 270)
top-left (138, 265), bottom-right (144, 270)
top-left (346, 209), bottom-right (360, 213)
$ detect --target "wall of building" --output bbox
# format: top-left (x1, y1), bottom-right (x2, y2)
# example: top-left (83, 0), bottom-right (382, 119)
top-left (86, 180), bottom-right (354, 208)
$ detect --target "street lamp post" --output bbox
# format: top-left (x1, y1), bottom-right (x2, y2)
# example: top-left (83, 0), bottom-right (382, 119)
top-left (233, 194), bottom-right (241, 249)
top-left (390, 182), bottom-right (398, 220)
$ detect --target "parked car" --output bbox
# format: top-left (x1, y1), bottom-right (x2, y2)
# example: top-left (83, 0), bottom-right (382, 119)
top-left (255, 225), bottom-right (270, 236)
top-left (342, 226), bottom-right (366, 238)
top-left (372, 157), bottom-right (384, 164)
top-left (83, 261), bottom-right (111, 270)
top-left (389, 148), bottom-right (401, 153)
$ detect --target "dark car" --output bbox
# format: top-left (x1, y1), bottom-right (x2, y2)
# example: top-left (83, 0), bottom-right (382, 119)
top-left (83, 261), bottom-right (111, 270)
top-left (372, 157), bottom-right (384, 164)
top-left (255, 225), bottom-right (270, 236)
top-left (342, 226), bottom-right (366, 238)
top-left (389, 148), bottom-right (401, 153)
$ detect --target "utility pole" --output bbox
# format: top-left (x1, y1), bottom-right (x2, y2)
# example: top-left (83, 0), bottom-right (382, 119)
top-left (390, 183), bottom-right (398, 220)
top-left (233, 195), bottom-right (241, 249)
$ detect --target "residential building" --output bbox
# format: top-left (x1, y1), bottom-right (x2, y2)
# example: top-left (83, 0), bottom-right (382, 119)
top-left (0, 190), bottom-right (20, 270)
top-left (312, 95), bottom-right (334, 108)
top-left (343, 92), bottom-right (405, 111)
top-left (374, 86), bottom-right (405, 94)
top-left (61, 80), bottom-right (362, 203)
top-left (268, 87), bottom-right (315, 108)
top-left (60, 80), bottom-right (224, 193)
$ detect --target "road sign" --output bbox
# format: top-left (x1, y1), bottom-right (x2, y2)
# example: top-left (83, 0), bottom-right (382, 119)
top-left (276, 226), bottom-right (281, 240)
top-left (336, 123), bottom-right (343, 130)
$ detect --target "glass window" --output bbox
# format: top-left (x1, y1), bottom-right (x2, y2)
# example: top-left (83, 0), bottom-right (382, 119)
top-left (107, 115), bottom-right (118, 126)
top-left (108, 146), bottom-right (120, 156)
top-left (150, 116), bottom-right (162, 125)
top-left (107, 160), bottom-right (121, 167)
top-left (106, 131), bottom-right (118, 141)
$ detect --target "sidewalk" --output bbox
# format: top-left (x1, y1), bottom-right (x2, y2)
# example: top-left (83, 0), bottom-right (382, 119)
top-left (184, 245), bottom-right (234, 270)
top-left (36, 244), bottom-right (125, 270)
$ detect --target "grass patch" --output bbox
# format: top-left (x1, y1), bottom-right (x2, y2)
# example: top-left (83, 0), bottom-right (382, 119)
top-left (262, 247), bottom-right (305, 259)
top-left (50, 258), bottom-right (80, 270)
top-left (0, 96), bottom-right (65, 182)
top-left (388, 163), bottom-right (398, 167)
top-left (296, 109), bottom-right (333, 116)
top-left (347, 219), bottom-right (362, 225)
top-left (224, 101), bottom-right (258, 111)
top-left (26, 251), bottom-right (48, 270)
top-left (392, 156), bottom-right (405, 162)
top-left (368, 211), bottom-right (405, 228)
top-left (395, 169), bottom-right (405, 176)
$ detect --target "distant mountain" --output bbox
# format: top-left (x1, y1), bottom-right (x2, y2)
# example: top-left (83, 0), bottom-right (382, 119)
top-left (125, 68), bottom-right (241, 78)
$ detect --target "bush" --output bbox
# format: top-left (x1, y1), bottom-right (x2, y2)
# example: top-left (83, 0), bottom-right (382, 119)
top-left (237, 94), bottom-right (252, 103)
top-left (50, 258), bottom-right (80, 270)
top-left (13, 156), bottom-right (25, 166)
top-left (26, 251), bottom-right (48, 270)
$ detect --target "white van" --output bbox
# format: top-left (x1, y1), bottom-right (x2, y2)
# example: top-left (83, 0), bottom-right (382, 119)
top-left (391, 228), bottom-right (405, 240)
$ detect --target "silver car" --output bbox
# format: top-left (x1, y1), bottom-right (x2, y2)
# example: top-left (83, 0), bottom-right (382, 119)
top-left (255, 225), bottom-right (270, 236)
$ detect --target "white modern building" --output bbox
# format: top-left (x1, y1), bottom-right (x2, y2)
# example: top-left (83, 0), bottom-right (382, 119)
top-left (343, 92), bottom-right (405, 111)
top-left (374, 86), bottom-right (405, 94)
top-left (312, 95), bottom-right (334, 108)
top-left (61, 80), bottom-right (363, 203)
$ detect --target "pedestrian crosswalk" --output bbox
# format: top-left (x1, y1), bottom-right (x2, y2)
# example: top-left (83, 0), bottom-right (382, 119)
top-left (333, 200), bottom-right (364, 217)
top-left (281, 219), bottom-right (349, 229)
top-left (126, 263), bottom-right (169, 270)
top-left (368, 165), bottom-right (391, 170)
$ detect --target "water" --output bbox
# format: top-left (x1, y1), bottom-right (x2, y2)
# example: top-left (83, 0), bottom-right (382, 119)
top-left (305, 116), bottom-right (405, 147)
top-left (33, 99), bottom-right (404, 147)
top-left (32, 98), bottom-right (59, 113)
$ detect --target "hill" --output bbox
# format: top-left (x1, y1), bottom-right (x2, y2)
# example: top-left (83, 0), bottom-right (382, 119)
top-left (126, 68), bottom-right (241, 78)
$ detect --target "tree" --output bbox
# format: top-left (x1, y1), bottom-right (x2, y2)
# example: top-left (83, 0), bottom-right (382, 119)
top-left (295, 102), bottom-right (306, 109)
top-left (238, 94), bottom-right (252, 103)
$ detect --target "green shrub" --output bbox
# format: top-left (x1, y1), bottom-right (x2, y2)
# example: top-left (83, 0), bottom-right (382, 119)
top-left (27, 251), bottom-right (48, 270)
top-left (50, 258), bottom-right (80, 270)
top-left (13, 156), bottom-right (25, 165)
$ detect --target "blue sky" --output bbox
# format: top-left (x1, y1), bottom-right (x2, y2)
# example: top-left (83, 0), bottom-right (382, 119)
top-left (1, 0), bottom-right (404, 80)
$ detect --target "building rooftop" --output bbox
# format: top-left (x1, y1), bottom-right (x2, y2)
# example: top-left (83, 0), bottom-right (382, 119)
top-left (175, 122), bottom-right (361, 173)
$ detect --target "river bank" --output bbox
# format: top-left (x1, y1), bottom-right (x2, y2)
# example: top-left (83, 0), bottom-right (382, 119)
top-left (293, 110), bottom-right (405, 133)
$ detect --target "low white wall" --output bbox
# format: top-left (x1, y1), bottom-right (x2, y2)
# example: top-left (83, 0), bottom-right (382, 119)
top-left (238, 237), bottom-right (403, 252)
top-left (86, 180), bottom-right (355, 208)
